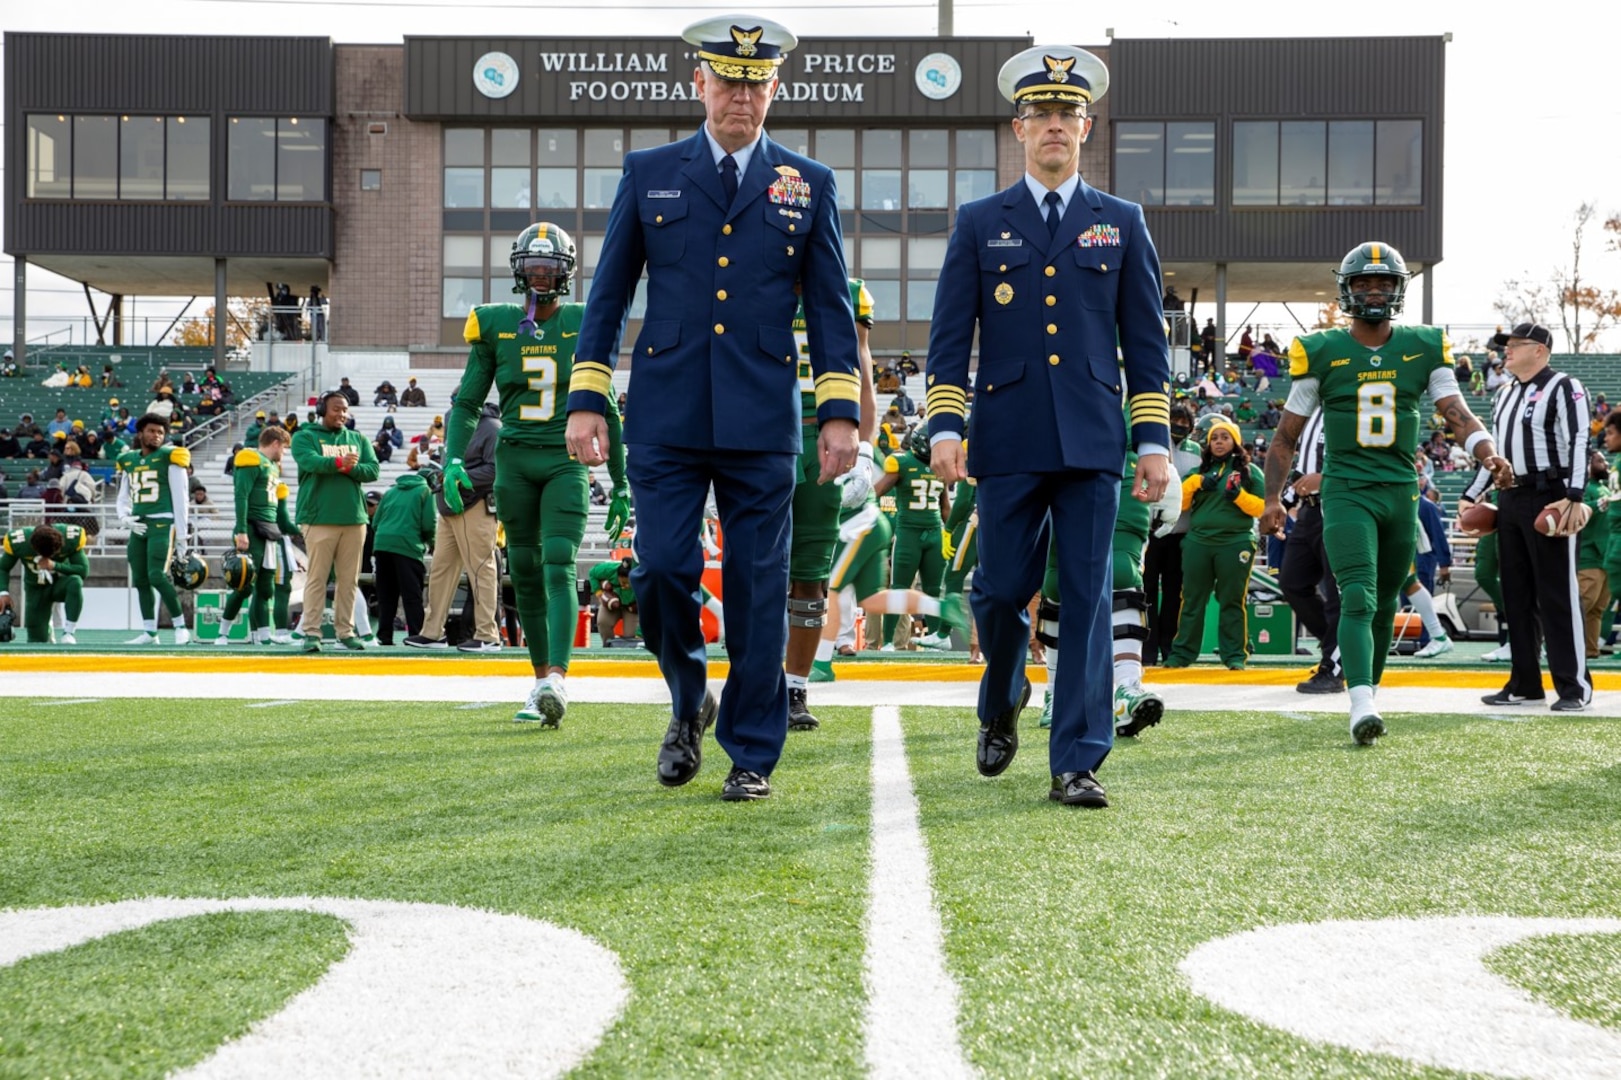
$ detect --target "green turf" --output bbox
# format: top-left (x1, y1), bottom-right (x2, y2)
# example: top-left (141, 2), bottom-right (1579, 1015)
top-left (0, 911), bottom-right (349, 1079)
top-left (0, 699), bottom-right (872, 1077)
top-left (904, 705), bottom-right (1621, 1078)
top-left (1487, 931), bottom-right (1621, 1032)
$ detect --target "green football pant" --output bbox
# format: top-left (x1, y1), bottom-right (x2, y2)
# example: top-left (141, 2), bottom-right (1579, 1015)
top-left (1321, 479), bottom-right (1419, 690)
top-left (22, 577), bottom-right (83, 642)
top-left (829, 505), bottom-right (894, 602)
top-left (790, 422), bottom-right (841, 583)
top-left (1039, 518), bottom-right (1148, 604)
top-left (127, 521), bottom-right (182, 620)
top-left (943, 519), bottom-right (978, 597)
top-left (496, 443), bottom-right (587, 671)
top-left (1167, 537), bottom-right (1255, 667)
top-left (884, 522), bottom-right (945, 643)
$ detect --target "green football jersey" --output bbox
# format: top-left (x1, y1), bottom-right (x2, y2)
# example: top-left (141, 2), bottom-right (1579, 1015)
top-left (884, 451), bottom-right (944, 528)
top-left (1289, 325), bottom-right (1452, 485)
top-left (233, 448), bottom-right (281, 532)
top-left (116, 444), bottom-right (192, 517)
top-left (1, 524), bottom-right (90, 583)
top-left (459, 302), bottom-right (587, 449)
top-left (793, 279), bottom-right (875, 419)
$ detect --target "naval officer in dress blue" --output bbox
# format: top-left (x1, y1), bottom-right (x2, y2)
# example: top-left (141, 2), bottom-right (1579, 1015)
top-left (926, 45), bottom-right (1173, 808)
top-left (565, 15), bottom-right (861, 803)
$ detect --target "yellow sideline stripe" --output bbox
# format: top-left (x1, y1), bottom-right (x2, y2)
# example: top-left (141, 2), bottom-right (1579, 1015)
top-left (1, 653), bottom-right (1615, 692)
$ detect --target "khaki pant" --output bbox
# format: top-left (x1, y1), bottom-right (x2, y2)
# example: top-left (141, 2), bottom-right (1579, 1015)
top-left (596, 600), bottom-right (637, 641)
top-left (420, 503), bottom-right (501, 643)
top-left (301, 523), bottom-right (368, 639)
top-left (1578, 567), bottom-right (1610, 658)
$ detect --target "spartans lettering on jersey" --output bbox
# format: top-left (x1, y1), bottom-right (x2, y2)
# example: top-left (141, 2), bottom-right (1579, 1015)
top-left (521, 344), bottom-right (559, 356)
top-left (1357, 370), bottom-right (1399, 382)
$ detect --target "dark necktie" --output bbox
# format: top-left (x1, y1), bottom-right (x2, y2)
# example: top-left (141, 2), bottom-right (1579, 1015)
top-left (721, 154), bottom-right (739, 205)
top-left (1044, 190), bottom-right (1063, 238)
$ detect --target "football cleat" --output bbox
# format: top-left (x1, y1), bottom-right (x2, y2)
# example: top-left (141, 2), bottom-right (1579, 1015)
top-left (1414, 634), bottom-right (1453, 658)
top-left (126, 632), bottom-right (158, 645)
top-left (214, 629), bottom-right (234, 647)
top-left (270, 630), bottom-right (294, 645)
top-left (880, 643), bottom-right (896, 652)
top-left (788, 686), bottom-right (819, 731)
top-left (173, 627), bottom-right (192, 646)
top-left (808, 658), bottom-right (836, 683)
top-left (915, 632), bottom-right (952, 650)
top-left (536, 678), bottom-right (567, 728)
top-left (60, 632), bottom-right (77, 645)
top-left (1114, 684), bottom-right (1164, 738)
top-left (1481, 643), bottom-right (1512, 662)
top-left (1351, 712), bottom-right (1385, 746)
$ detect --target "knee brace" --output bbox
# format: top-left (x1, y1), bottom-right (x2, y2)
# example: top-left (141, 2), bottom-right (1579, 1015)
top-left (1035, 598), bottom-right (1061, 648)
top-left (1339, 580), bottom-right (1375, 618)
top-left (788, 596), bottom-right (827, 629)
top-left (1112, 589), bottom-right (1150, 642)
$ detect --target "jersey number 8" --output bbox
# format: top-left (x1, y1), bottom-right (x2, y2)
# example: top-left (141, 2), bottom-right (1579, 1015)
top-left (521, 356), bottom-right (558, 422)
top-left (1356, 382), bottom-right (1396, 448)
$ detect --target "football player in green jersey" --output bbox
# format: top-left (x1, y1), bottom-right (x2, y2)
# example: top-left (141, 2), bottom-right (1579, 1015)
top-left (218, 426), bottom-right (291, 645)
top-left (934, 474), bottom-right (978, 652)
top-left (784, 278), bottom-right (878, 729)
top-left (0, 522), bottom-right (89, 643)
top-left (444, 222), bottom-right (627, 726)
top-left (115, 414), bottom-right (193, 645)
top-left (873, 427), bottom-right (951, 650)
top-left (1262, 242), bottom-right (1508, 745)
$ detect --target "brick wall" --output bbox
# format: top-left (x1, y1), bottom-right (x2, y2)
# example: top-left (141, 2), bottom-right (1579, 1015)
top-left (330, 45), bottom-right (440, 353)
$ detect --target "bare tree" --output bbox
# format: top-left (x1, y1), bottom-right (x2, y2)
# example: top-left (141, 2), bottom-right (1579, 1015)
top-left (1500, 203), bottom-right (1621, 351)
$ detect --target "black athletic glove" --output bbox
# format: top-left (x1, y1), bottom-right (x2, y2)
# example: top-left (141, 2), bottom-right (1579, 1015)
top-left (1224, 472), bottom-right (1244, 502)
top-left (1201, 470), bottom-right (1221, 491)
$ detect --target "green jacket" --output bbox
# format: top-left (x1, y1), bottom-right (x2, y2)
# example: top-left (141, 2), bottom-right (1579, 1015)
top-left (589, 560), bottom-right (636, 607)
top-left (372, 473), bottom-right (437, 561)
top-left (1181, 458), bottom-right (1265, 544)
top-left (291, 424), bottom-right (380, 526)
top-left (1579, 479), bottom-right (1610, 572)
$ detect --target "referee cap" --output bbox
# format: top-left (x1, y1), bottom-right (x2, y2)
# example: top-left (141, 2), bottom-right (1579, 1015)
top-left (1489, 323), bottom-right (1554, 350)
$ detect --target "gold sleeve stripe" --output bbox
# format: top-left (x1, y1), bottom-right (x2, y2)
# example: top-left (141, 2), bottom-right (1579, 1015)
top-left (927, 401), bottom-right (968, 418)
top-left (169, 446), bottom-right (192, 468)
top-left (1, 536), bottom-right (13, 557)
top-left (815, 379), bottom-right (862, 407)
top-left (814, 371), bottom-right (860, 389)
top-left (571, 361), bottom-right (615, 399)
top-left (927, 388), bottom-right (967, 405)
top-left (1288, 339), bottom-right (1310, 378)
top-left (462, 309), bottom-right (482, 345)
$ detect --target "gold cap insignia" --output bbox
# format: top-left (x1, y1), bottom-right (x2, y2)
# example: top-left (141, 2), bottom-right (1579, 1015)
top-left (731, 26), bottom-right (763, 57)
top-left (1045, 55), bottom-right (1075, 83)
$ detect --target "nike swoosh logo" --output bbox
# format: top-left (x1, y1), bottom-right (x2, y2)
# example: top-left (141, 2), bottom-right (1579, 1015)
top-left (562, 332), bottom-right (578, 338)
top-left (1402, 353), bottom-right (1423, 362)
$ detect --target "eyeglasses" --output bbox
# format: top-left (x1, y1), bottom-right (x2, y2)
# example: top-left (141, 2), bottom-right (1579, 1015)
top-left (1503, 340), bottom-right (1544, 351)
top-left (1018, 108), bottom-right (1086, 126)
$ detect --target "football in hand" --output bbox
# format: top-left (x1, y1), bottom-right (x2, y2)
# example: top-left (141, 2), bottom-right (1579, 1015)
top-left (1536, 504), bottom-right (1565, 536)
top-left (1458, 502), bottom-right (1497, 536)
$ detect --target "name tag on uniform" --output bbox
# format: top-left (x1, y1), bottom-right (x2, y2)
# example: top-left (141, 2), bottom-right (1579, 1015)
top-left (647, 190), bottom-right (681, 198)
top-left (986, 238), bottom-right (1023, 247)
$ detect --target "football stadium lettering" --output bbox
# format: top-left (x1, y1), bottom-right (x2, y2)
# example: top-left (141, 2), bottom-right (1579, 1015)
top-left (566, 79), bottom-right (865, 103)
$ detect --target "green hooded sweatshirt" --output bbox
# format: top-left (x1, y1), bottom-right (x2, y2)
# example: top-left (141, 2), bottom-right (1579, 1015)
top-left (372, 472), bottom-right (437, 561)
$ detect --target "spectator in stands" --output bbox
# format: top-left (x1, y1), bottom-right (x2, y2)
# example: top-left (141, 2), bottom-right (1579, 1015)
top-left (1595, 393), bottom-right (1611, 422)
top-left (1261, 332), bottom-right (1281, 355)
top-left (1238, 326), bottom-right (1255, 367)
top-left (0, 429), bottom-right (19, 458)
top-left (76, 428), bottom-right (101, 460)
top-left (373, 427), bottom-right (395, 465)
top-left (1, 349), bottom-right (17, 377)
top-left (373, 380), bottom-right (399, 407)
top-left (590, 472), bottom-right (608, 505)
top-left (24, 430), bottom-right (51, 459)
top-left (47, 410), bottom-right (73, 439)
top-left (244, 412), bottom-right (266, 447)
top-left (338, 377), bottom-right (360, 407)
top-left (1200, 318), bottom-right (1218, 371)
top-left (376, 415), bottom-right (403, 451)
top-left (181, 372), bottom-right (198, 394)
top-left (71, 366), bottom-right (94, 388)
top-left (400, 378), bottom-right (428, 408)
top-left (1486, 356), bottom-right (1510, 395)
top-left (268, 282), bottom-right (298, 340)
top-left (891, 385), bottom-right (916, 416)
top-left (201, 367), bottom-right (223, 391)
top-left (417, 415), bottom-right (446, 453)
top-left (195, 393), bottom-right (223, 419)
top-left (41, 448), bottom-right (66, 483)
top-left (152, 371), bottom-right (174, 397)
top-left (59, 448), bottom-right (97, 505)
top-left (307, 285), bottom-right (328, 343)
top-left (18, 469), bottom-right (46, 499)
top-left (0, 470), bottom-right (7, 500)
top-left (1234, 398), bottom-right (1258, 424)
top-left (283, 413), bottom-right (300, 436)
top-left (876, 365), bottom-right (900, 394)
top-left (898, 350), bottom-right (919, 383)
top-left (1249, 344), bottom-right (1279, 392)
top-left (1258, 400), bottom-right (1282, 429)
top-left (1453, 353), bottom-right (1473, 392)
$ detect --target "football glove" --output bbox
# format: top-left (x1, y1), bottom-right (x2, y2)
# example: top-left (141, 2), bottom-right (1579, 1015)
top-left (121, 516), bottom-right (147, 537)
top-left (1223, 472), bottom-right (1244, 502)
top-left (1151, 459), bottom-right (1183, 538)
top-left (442, 458), bottom-right (472, 515)
top-left (605, 487), bottom-right (631, 541)
top-left (1201, 470), bottom-right (1221, 491)
top-left (942, 531), bottom-right (956, 559)
top-left (836, 443), bottom-right (876, 510)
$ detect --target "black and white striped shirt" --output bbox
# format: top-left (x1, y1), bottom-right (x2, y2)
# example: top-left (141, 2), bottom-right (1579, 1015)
top-left (1282, 407), bottom-right (1327, 507)
top-left (1464, 367), bottom-right (1589, 502)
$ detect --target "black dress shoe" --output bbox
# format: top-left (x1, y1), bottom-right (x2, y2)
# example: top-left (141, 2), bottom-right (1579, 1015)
top-left (977, 677), bottom-right (1031, 777)
top-left (721, 767), bottom-right (771, 801)
top-left (1049, 771), bottom-right (1109, 808)
top-left (1481, 689), bottom-right (1544, 706)
top-left (657, 689), bottom-right (718, 788)
top-left (1296, 667), bottom-right (1345, 694)
top-left (787, 686), bottom-right (819, 731)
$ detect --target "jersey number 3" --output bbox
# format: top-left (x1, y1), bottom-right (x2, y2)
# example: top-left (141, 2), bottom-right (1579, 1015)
top-left (1356, 382), bottom-right (1396, 447)
top-left (521, 357), bottom-right (558, 422)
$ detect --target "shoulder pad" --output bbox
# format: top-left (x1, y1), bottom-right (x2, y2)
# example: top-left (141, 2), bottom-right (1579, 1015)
top-left (276, 482), bottom-right (289, 501)
top-left (168, 445), bottom-right (192, 468)
top-left (1, 533), bottom-right (15, 557)
top-left (62, 525), bottom-right (86, 551)
top-left (463, 308), bottom-right (483, 344)
top-left (883, 455), bottom-right (901, 474)
top-left (234, 448), bottom-right (263, 469)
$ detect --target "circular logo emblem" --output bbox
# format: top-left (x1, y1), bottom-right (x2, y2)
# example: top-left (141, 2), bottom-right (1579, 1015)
top-left (473, 52), bottom-right (519, 99)
top-left (1369, 355), bottom-right (1382, 367)
top-left (994, 282), bottom-right (1014, 306)
top-left (915, 53), bottom-right (962, 101)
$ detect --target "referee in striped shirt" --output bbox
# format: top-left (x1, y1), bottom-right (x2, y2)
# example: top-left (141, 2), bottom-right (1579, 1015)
top-left (1278, 406), bottom-right (1344, 693)
top-left (1461, 323), bottom-right (1594, 711)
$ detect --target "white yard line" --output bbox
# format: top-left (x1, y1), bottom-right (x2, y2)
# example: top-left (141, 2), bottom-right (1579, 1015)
top-left (863, 705), bottom-right (975, 1080)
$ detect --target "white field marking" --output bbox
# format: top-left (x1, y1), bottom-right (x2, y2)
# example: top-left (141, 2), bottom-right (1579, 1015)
top-left (245, 700), bottom-right (301, 709)
top-left (1181, 916), bottom-right (1621, 1080)
top-left (455, 701), bottom-right (504, 710)
top-left (33, 698), bottom-right (104, 707)
top-left (863, 705), bottom-right (975, 1079)
top-left (0, 897), bottom-right (628, 1079)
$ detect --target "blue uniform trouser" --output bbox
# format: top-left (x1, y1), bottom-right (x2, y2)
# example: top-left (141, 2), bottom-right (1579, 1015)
top-left (972, 469), bottom-right (1119, 776)
top-left (629, 445), bottom-right (795, 776)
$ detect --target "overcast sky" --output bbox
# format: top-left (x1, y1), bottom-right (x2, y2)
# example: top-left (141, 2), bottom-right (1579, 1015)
top-left (2, 0), bottom-right (1618, 350)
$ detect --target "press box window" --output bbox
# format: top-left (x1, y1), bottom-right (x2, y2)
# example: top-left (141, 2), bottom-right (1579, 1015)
top-left (1233, 119), bottom-right (1422, 207)
top-left (1113, 122), bottom-right (1214, 206)
top-left (228, 116), bottom-right (327, 202)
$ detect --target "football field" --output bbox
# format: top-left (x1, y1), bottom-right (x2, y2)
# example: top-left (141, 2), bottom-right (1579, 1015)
top-left (2, 650), bottom-right (1619, 1078)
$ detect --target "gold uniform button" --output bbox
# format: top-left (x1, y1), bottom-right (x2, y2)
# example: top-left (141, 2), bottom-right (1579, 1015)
top-left (999, 264), bottom-right (1007, 272)
top-left (1046, 323), bottom-right (1058, 335)
top-left (1049, 354), bottom-right (1061, 366)
top-left (646, 347), bottom-right (653, 355)
top-left (714, 323), bottom-right (725, 335)
top-left (1045, 266), bottom-right (1056, 278)
top-left (1101, 263), bottom-right (1108, 271)
top-left (786, 245), bottom-right (795, 256)
top-left (655, 214), bottom-right (664, 223)
top-left (1045, 295), bottom-right (1056, 307)
top-left (716, 290), bottom-right (727, 301)
top-left (985, 384), bottom-right (994, 393)
top-left (718, 256), bottom-right (729, 267)
top-left (789, 224), bottom-right (797, 232)
top-left (723, 224), bottom-right (732, 235)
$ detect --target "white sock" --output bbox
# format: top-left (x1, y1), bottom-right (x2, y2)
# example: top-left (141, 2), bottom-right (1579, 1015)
top-left (1407, 586), bottom-right (1445, 639)
top-left (1045, 645), bottom-right (1059, 703)
top-left (785, 672), bottom-right (807, 690)
top-left (63, 621), bottom-right (77, 634)
top-left (1349, 684), bottom-right (1376, 720)
top-left (173, 616), bottom-right (187, 629)
top-left (814, 637), bottom-right (835, 662)
top-left (219, 618), bottom-right (235, 635)
top-left (144, 620), bottom-right (157, 633)
top-left (547, 672), bottom-right (566, 690)
top-left (835, 586), bottom-right (857, 647)
top-left (1113, 597), bottom-right (1145, 686)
